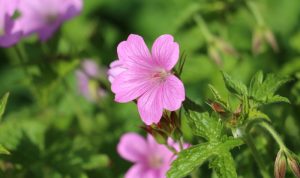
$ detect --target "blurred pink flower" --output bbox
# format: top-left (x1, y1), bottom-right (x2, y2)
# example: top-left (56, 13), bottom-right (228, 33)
top-left (108, 34), bottom-right (185, 125)
top-left (0, 0), bottom-right (22, 47)
top-left (117, 133), bottom-right (189, 178)
top-left (76, 59), bottom-right (106, 102)
top-left (18, 0), bottom-right (82, 41)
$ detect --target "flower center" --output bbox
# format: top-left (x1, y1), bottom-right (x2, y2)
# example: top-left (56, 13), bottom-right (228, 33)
top-left (45, 14), bottom-right (58, 24)
top-left (148, 155), bottom-right (164, 168)
top-left (152, 68), bottom-right (170, 81)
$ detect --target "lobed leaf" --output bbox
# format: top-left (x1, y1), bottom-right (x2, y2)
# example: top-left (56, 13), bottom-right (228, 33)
top-left (167, 138), bottom-right (242, 178)
top-left (221, 71), bottom-right (248, 96)
top-left (185, 111), bottom-right (222, 141)
top-left (249, 72), bottom-right (291, 106)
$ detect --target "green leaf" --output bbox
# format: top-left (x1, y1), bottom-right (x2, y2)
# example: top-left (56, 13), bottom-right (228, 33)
top-left (267, 95), bottom-right (290, 104)
top-left (185, 111), bottom-right (222, 141)
top-left (221, 71), bottom-right (248, 96)
top-left (249, 72), bottom-right (290, 106)
top-left (0, 92), bottom-right (9, 120)
top-left (0, 144), bottom-right (10, 155)
top-left (248, 109), bottom-right (271, 122)
top-left (167, 138), bottom-right (242, 178)
top-left (249, 71), bottom-right (263, 97)
top-left (167, 143), bottom-right (212, 178)
top-left (210, 151), bottom-right (237, 178)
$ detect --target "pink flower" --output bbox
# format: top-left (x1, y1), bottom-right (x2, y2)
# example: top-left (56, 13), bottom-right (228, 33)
top-left (0, 0), bottom-right (22, 47)
top-left (18, 0), bottom-right (82, 41)
top-left (108, 34), bottom-right (185, 125)
top-left (117, 133), bottom-right (189, 178)
top-left (76, 59), bottom-right (106, 102)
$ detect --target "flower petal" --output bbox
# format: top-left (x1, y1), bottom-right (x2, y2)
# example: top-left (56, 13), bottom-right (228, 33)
top-left (125, 164), bottom-right (146, 178)
top-left (137, 85), bottom-right (163, 125)
top-left (117, 133), bottom-right (147, 163)
top-left (151, 34), bottom-right (179, 70)
top-left (108, 60), bottom-right (127, 83)
top-left (117, 34), bottom-right (153, 70)
top-left (111, 70), bottom-right (152, 103)
top-left (161, 75), bottom-right (185, 111)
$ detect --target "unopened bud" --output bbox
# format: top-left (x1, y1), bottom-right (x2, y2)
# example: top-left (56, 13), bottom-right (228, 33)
top-left (208, 46), bottom-right (222, 66)
top-left (288, 156), bottom-right (300, 178)
top-left (252, 29), bottom-right (263, 55)
top-left (264, 29), bottom-right (279, 53)
top-left (216, 38), bottom-right (238, 57)
top-left (274, 150), bottom-right (286, 178)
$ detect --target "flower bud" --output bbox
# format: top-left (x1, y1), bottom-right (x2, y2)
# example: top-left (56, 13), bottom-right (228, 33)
top-left (288, 156), bottom-right (300, 178)
top-left (208, 46), bottom-right (222, 65)
top-left (274, 150), bottom-right (286, 178)
top-left (252, 29), bottom-right (263, 55)
top-left (264, 29), bottom-right (279, 53)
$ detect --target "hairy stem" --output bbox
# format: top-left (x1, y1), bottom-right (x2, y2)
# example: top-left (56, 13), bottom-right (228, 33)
top-left (259, 122), bottom-right (288, 151)
top-left (244, 133), bottom-right (271, 178)
top-left (194, 14), bottom-right (214, 42)
top-left (246, 1), bottom-right (265, 26)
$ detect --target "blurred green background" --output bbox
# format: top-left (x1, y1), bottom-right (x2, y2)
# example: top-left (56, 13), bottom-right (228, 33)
top-left (0, 0), bottom-right (299, 177)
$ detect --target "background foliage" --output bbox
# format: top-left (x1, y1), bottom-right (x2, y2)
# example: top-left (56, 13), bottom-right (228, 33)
top-left (0, 0), bottom-right (299, 177)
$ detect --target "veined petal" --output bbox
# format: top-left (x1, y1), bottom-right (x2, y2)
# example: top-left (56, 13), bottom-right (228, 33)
top-left (161, 75), bottom-right (185, 111)
top-left (151, 34), bottom-right (179, 70)
top-left (111, 70), bottom-right (152, 102)
top-left (108, 60), bottom-right (127, 83)
top-left (117, 34), bottom-right (153, 70)
top-left (137, 84), bottom-right (163, 125)
top-left (117, 133), bottom-right (148, 163)
top-left (125, 164), bottom-right (146, 178)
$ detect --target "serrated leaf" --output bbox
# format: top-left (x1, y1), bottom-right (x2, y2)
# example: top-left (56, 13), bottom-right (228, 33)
top-left (248, 109), bottom-right (271, 122)
top-left (249, 73), bottom-right (290, 106)
top-left (249, 71), bottom-right (263, 97)
top-left (267, 95), bottom-right (290, 104)
top-left (167, 138), bottom-right (242, 178)
top-left (210, 151), bottom-right (237, 178)
top-left (0, 144), bottom-right (10, 155)
top-left (167, 143), bottom-right (212, 178)
top-left (185, 111), bottom-right (222, 141)
top-left (209, 84), bottom-right (222, 101)
top-left (221, 71), bottom-right (248, 96)
top-left (0, 92), bottom-right (9, 120)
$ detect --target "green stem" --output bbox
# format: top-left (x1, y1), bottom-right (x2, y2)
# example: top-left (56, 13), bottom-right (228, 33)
top-left (259, 122), bottom-right (288, 151)
top-left (246, 1), bottom-right (265, 26)
top-left (244, 133), bottom-right (271, 178)
top-left (194, 14), bottom-right (214, 42)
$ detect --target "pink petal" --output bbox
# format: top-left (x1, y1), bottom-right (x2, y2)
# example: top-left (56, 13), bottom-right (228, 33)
top-left (111, 70), bottom-right (152, 103)
top-left (137, 85), bottom-right (163, 125)
top-left (108, 60), bottom-right (127, 83)
top-left (125, 164), bottom-right (145, 178)
top-left (117, 133), bottom-right (147, 163)
top-left (117, 34), bottom-right (153, 70)
top-left (151, 34), bottom-right (179, 70)
top-left (161, 75), bottom-right (185, 111)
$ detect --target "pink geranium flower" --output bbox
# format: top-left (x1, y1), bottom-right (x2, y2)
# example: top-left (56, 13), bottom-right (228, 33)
top-left (0, 0), bottom-right (22, 47)
top-left (117, 133), bottom-right (189, 178)
top-left (108, 34), bottom-right (185, 125)
top-left (76, 59), bottom-right (107, 102)
top-left (18, 0), bottom-right (82, 41)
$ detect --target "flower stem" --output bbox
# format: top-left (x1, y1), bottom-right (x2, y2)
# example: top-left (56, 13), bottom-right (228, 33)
top-left (243, 133), bottom-right (271, 178)
top-left (259, 122), bottom-right (288, 152)
top-left (193, 14), bottom-right (214, 43)
top-left (246, 1), bottom-right (265, 26)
